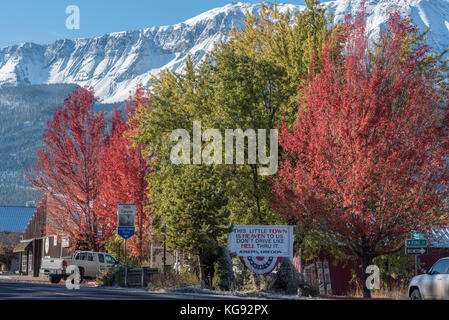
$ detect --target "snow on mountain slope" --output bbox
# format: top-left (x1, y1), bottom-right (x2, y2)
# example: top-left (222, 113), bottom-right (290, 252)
top-left (325, 0), bottom-right (449, 53)
top-left (0, 0), bottom-right (448, 103)
top-left (0, 2), bottom-right (304, 103)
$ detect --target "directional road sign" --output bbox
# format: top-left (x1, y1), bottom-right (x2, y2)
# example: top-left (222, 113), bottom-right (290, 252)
top-left (406, 239), bottom-right (428, 247)
top-left (406, 247), bottom-right (428, 255)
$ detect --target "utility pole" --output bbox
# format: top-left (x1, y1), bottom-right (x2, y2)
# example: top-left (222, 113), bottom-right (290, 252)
top-left (161, 224), bottom-right (167, 280)
top-left (124, 239), bottom-right (128, 287)
top-left (117, 241), bottom-right (120, 261)
top-left (163, 234), bottom-right (167, 279)
top-left (150, 242), bottom-right (154, 267)
top-left (415, 255), bottom-right (418, 276)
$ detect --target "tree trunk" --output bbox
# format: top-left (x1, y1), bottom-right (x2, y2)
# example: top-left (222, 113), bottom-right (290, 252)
top-left (361, 253), bottom-right (374, 298)
top-left (198, 255), bottom-right (205, 288)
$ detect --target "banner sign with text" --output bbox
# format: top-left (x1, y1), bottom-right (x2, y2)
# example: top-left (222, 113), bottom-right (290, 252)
top-left (228, 225), bottom-right (294, 259)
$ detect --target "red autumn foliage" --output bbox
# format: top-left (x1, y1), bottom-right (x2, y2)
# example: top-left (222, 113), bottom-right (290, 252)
top-left (98, 85), bottom-right (153, 260)
top-left (27, 87), bottom-right (109, 251)
top-left (271, 13), bottom-right (449, 297)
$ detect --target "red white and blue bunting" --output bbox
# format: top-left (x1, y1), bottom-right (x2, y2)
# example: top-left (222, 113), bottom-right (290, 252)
top-left (240, 256), bottom-right (282, 275)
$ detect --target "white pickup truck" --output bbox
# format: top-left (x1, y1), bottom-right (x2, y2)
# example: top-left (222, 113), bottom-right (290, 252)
top-left (40, 251), bottom-right (120, 283)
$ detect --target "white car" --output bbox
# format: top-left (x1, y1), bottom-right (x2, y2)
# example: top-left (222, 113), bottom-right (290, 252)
top-left (408, 257), bottom-right (449, 300)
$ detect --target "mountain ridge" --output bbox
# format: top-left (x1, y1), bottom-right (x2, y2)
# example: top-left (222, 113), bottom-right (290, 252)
top-left (0, 0), bottom-right (448, 104)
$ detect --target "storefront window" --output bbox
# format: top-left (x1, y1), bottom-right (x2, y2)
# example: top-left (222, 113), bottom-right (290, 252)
top-left (21, 253), bottom-right (27, 272)
top-left (28, 252), bottom-right (32, 272)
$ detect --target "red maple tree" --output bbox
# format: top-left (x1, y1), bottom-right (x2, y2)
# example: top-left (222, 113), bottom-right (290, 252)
top-left (98, 85), bottom-right (153, 260)
top-left (272, 13), bottom-right (449, 297)
top-left (27, 87), bottom-right (109, 251)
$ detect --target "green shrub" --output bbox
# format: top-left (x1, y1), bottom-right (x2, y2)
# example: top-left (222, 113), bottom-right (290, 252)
top-left (212, 246), bottom-right (235, 291)
top-left (272, 258), bottom-right (305, 294)
top-left (246, 273), bottom-right (277, 292)
top-left (97, 266), bottom-right (125, 287)
top-left (233, 268), bottom-right (253, 291)
top-left (232, 268), bottom-right (276, 292)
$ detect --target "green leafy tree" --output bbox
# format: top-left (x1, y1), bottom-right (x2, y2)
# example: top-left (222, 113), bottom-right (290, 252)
top-left (206, 0), bottom-right (344, 241)
top-left (150, 163), bottom-right (230, 288)
top-left (128, 1), bottom-right (347, 275)
top-left (223, 0), bottom-right (342, 125)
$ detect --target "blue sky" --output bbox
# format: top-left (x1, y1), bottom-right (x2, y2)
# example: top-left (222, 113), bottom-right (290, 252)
top-left (0, 0), bottom-right (311, 48)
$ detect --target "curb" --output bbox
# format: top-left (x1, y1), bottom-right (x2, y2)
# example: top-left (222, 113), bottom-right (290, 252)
top-left (0, 276), bottom-right (98, 287)
top-left (321, 295), bottom-right (390, 300)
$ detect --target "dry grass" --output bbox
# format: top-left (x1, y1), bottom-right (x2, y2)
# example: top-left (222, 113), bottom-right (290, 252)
top-left (146, 270), bottom-right (200, 290)
top-left (347, 283), bottom-right (408, 300)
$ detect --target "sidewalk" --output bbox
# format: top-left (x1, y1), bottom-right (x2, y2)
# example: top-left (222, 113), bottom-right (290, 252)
top-left (0, 274), bottom-right (98, 287)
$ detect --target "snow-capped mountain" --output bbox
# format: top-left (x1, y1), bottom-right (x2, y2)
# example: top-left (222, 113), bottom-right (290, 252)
top-left (327, 0), bottom-right (449, 54)
top-left (1, 0), bottom-right (449, 103)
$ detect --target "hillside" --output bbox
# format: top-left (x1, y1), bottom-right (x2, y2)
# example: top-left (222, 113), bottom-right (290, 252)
top-left (0, 84), bottom-right (117, 205)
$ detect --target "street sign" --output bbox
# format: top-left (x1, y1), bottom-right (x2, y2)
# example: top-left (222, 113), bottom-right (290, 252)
top-left (406, 239), bottom-right (428, 247)
top-left (117, 204), bottom-right (136, 240)
top-left (406, 247), bottom-right (428, 255)
top-left (411, 231), bottom-right (423, 239)
top-left (61, 236), bottom-right (70, 248)
top-left (117, 204), bottom-right (136, 288)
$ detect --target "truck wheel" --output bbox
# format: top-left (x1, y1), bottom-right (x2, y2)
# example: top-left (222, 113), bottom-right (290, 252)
top-left (49, 275), bottom-right (62, 284)
top-left (410, 289), bottom-right (422, 300)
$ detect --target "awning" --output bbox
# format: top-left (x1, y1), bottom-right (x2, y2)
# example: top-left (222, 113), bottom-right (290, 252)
top-left (13, 240), bottom-right (33, 253)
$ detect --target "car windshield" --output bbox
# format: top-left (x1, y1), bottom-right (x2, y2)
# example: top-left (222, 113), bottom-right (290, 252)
top-left (105, 255), bottom-right (116, 264)
top-left (430, 259), bottom-right (449, 275)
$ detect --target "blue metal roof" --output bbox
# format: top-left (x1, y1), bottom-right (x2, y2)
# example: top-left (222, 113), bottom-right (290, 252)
top-left (430, 227), bottom-right (449, 248)
top-left (0, 206), bottom-right (36, 233)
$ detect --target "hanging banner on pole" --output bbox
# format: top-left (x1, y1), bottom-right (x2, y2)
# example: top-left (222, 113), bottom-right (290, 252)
top-left (117, 204), bottom-right (136, 240)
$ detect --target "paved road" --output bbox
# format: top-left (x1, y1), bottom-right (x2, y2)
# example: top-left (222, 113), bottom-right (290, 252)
top-left (0, 281), bottom-right (245, 300)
